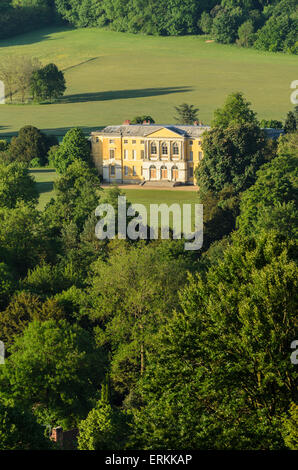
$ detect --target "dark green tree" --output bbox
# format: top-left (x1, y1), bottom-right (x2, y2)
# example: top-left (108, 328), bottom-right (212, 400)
top-left (0, 262), bottom-right (15, 310)
top-left (0, 291), bottom-right (65, 348)
top-left (88, 241), bottom-right (191, 393)
top-left (131, 231), bottom-right (298, 450)
top-left (130, 115), bottom-right (155, 124)
top-left (237, 133), bottom-right (298, 238)
top-left (22, 262), bottom-right (78, 299)
top-left (201, 185), bottom-right (240, 249)
top-left (44, 159), bottom-right (101, 232)
top-left (8, 125), bottom-right (56, 165)
top-left (254, 14), bottom-right (297, 53)
top-left (0, 319), bottom-right (107, 427)
top-left (198, 11), bottom-right (213, 33)
top-left (30, 63), bottom-right (66, 102)
top-left (196, 122), bottom-right (268, 196)
top-left (0, 203), bottom-right (54, 276)
top-left (0, 162), bottom-right (38, 208)
top-left (211, 9), bottom-right (240, 44)
top-left (174, 103), bottom-right (199, 125)
top-left (282, 403), bottom-right (298, 450)
top-left (259, 119), bottom-right (283, 129)
top-left (237, 20), bottom-right (255, 47)
top-left (284, 111), bottom-right (297, 134)
top-left (0, 399), bottom-right (51, 450)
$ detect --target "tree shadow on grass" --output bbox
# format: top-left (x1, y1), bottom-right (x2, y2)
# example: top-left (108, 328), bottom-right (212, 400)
top-left (35, 181), bottom-right (55, 193)
top-left (59, 86), bottom-right (193, 104)
top-left (0, 26), bottom-right (75, 47)
top-left (30, 169), bottom-right (56, 174)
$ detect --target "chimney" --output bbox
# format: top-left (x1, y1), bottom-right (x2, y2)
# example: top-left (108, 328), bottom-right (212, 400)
top-left (193, 121), bottom-right (199, 126)
top-left (123, 120), bottom-right (131, 125)
top-left (143, 120), bottom-right (150, 125)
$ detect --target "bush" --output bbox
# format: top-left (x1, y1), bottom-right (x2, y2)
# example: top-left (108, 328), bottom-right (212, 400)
top-left (30, 157), bottom-right (41, 168)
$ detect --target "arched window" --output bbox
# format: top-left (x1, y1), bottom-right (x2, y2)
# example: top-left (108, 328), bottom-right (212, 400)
top-left (151, 142), bottom-right (157, 155)
top-left (162, 142), bottom-right (168, 155)
top-left (173, 142), bottom-right (179, 155)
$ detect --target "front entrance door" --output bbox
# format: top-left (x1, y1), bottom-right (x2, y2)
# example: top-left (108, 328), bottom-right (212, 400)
top-left (161, 167), bottom-right (168, 180)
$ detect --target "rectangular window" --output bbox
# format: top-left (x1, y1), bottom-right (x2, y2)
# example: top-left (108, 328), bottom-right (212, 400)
top-left (124, 166), bottom-right (129, 176)
top-left (199, 151), bottom-right (203, 161)
top-left (189, 141), bottom-right (193, 145)
top-left (132, 140), bottom-right (136, 144)
top-left (141, 140), bottom-right (144, 144)
top-left (133, 166), bottom-right (136, 176)
top-left (109, 139), bottom-right (115, 144)
top-left (189, 167), bottom-right (193, 178)
top-left (124, 139), bottom-right (128, 144)
top-left (124, 149), bottom-right (128, 160)
top-left (132, 150), bottom-right (137, 160)
top-left (189, 151), bottom-right (193, 162)
top-left (110, 165), bottom-right (115, 176)
top-left (109, 149), bottom-right (115, 159)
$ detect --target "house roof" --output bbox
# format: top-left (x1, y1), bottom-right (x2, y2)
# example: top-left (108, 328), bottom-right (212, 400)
top-left (92, 124), bottom-right (211, 138)
top-left (91, 125), bottom-right (283, 140)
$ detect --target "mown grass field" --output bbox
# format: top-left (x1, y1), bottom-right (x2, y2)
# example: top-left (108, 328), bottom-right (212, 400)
top-left (0, 26), bottom-right (297, 138)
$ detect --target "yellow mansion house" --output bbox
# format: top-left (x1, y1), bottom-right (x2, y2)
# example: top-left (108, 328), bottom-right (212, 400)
top-left (91, 122), bottom-right (210, 185)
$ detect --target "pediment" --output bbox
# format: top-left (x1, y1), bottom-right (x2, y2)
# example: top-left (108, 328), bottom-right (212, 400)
top-left (144, 127), bottom-right (185, 138)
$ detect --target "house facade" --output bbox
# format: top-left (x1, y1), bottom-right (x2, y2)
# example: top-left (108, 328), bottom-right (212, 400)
top-left (91, 123), bottom-right (210, 185)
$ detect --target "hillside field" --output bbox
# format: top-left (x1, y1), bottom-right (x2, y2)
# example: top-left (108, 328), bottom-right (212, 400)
top-left (0, 26), bottom-right (297, 138)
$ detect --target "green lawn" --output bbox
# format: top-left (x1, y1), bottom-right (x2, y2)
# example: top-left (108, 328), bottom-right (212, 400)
top-left (29, 168), bottom-right (59, 209)
top-left (30, 169), bottom-right (199, 231)
top-left (124, 188), bottom-right (198, 210)
top-left (1, 26), bottom-right (296, 138)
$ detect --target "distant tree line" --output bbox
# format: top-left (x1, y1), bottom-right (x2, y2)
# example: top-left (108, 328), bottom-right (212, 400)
top-left (54, 0), bottom-right (297, 54)
top-left (0, 1), bottom-right (58, 40)
top-left (1, 1), bottom-right (297, 55)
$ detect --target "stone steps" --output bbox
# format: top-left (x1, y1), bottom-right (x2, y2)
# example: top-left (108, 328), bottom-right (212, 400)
top-left (141, 181), bottom-right (180, 188)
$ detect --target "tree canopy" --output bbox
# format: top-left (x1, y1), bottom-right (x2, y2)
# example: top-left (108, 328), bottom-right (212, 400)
top-left (131, 231), bottom-right (298, 450)
top-left (0, 162), bottom-right (38, 208)
top-left (0, 319), bottom-right (107, 427)
top-left (50, 127), bottom-right (91, 174)
top-left (30, 63), bottom-right (66, 102)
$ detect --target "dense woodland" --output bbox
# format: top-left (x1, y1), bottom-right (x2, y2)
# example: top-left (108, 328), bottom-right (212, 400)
top-left (0, 93), bottom-right (297, 450)
top-left (0, 0), bottom-right (297, 54)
